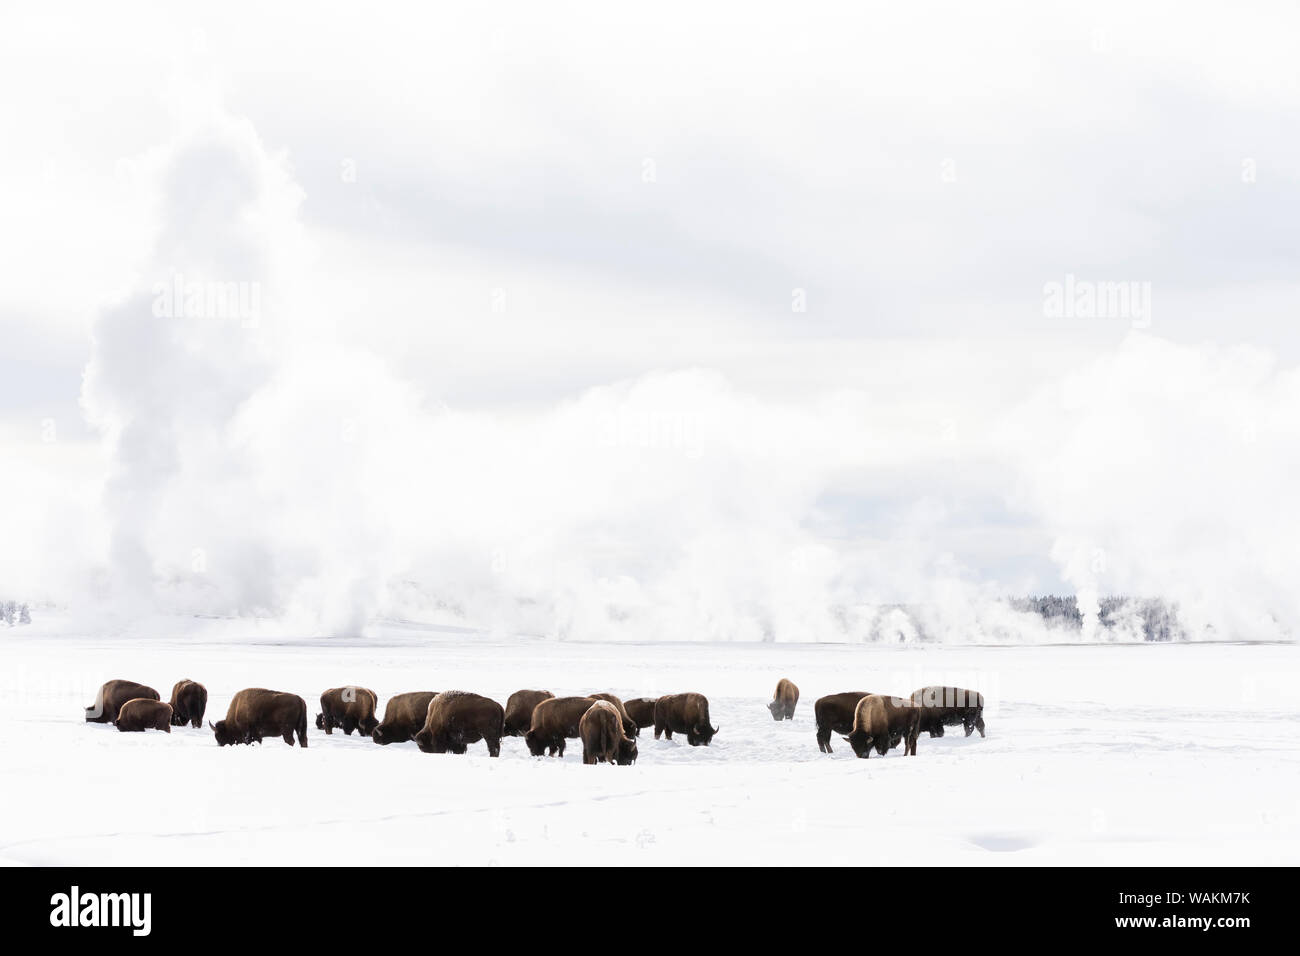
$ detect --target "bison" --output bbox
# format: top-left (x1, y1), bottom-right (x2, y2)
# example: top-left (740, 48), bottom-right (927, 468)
top-left (116, 698), bottom-right (173, 733)
top-left (168, 679), bottom-right (208, 728)
top-left (579, 700), bottom-right (638, 765)
top-left (414, 691), bottom-right (504, 757)
top-left (372, 691), bottom-right (438, 744)
top-left (504, 689), bottom-right (555, 737)
top-left (588, 692), bottom-right (639, 737)
top-left (85, 679), bottom-right (159, 724)
top-left (814, 691), bottom-right (874, 753)
top-left (211, 688), bottom-right (308, 748)
top-left (767, 678), bottom-right (799, 720)
top-left (911, 686), bottom-right (986, 738)
top-left (624, 697), bottom-right (659, 731)
top-left (316, 686), bottom-right (379, 737)
top-left (653, 692), bottom-right (718, 746)
top-left (525, 696), bottom-right (597, 757)
top-left (845, 694), bottom-right (920, 758)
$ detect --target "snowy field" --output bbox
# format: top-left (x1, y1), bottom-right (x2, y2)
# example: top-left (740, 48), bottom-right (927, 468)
top-left (1, 625), bottom-right (1297, 866)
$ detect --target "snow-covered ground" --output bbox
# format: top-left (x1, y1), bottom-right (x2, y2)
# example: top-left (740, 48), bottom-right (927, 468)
top-left (2, 625), bottom-right (1297, 865)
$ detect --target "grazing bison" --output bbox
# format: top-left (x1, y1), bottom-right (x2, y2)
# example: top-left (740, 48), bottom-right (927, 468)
top-left (911, 686), bottom-right (986, 738)
top-left (414, 691), bottom-right (504, 757)
top-left (116, 699), bottom-right (173, 733)
top-left (504, 689), bottom-right (555, 737)
top-left (814, 691), bottom-right (875, 753)
top-left (653, 693), bottom-right (718, 746)
top-left (845, 694), bottom-right (920, 758)
top-left (168, 679), bottom-right (208, 728)
top-left (624, 697), bottom-right (659, 731)
top-left (316, 686), bottom-right (379, 737)
top-left (579, 700), bottom-right (638, 765)
top-left (372, 691), bottom-right (438, 744)
top-left (767, 678), bottom-right (799, 720)
top-left (85, 680), bottom-right (159, 724)
top-left (525, 696), bottom-right (597, 757)
top-left (588, 692), bottom-right (640, 737)
top-left (211, 688), bottom-right (308, 748)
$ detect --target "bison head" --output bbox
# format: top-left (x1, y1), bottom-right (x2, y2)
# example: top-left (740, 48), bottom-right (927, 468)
top-left (524, 730), bottom-right (548, 757)
top-left (315, 713), bottom-right (326, 730)
top-left (414, 728), bottom-right (438, 753)
top-left (766, 699), bottom-right (785, 720)
top-left (210, 720), bottom-right (239, 747)
top-left (844, 730), bottom-right (873, 758)
top-left (360, 715), bottom-right (379, 737)
top-left (616, 736), bottom-right (639, 766)
top-left (686, 724), bottom-right (719, 746)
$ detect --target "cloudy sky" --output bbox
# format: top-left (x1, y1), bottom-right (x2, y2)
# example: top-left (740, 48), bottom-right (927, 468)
top-left (3, 2), bottom-right (1298, 640)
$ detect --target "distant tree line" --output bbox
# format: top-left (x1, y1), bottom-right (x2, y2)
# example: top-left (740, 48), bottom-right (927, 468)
top-left (1, 601), bottom-right (32, 626)
top-left (1008, 595), bottom-right (1182, 641)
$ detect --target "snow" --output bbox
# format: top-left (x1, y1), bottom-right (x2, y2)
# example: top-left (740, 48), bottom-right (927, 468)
top-left (1, 625), bottom-right (1297, 865)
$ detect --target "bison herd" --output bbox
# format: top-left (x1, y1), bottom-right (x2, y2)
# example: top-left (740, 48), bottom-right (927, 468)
top-left (83, 675), bottom-right (986, 763)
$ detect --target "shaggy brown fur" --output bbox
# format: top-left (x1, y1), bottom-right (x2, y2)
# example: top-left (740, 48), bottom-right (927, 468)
top-left (116, 698), bottom-right (173, 733)
top-left (579, 700), bottom-right (638, 765)
top-left (910, 686), bottom-right (986, 738)
top-left (813, 691), bottom-right (872, 753)
top-left (525, 696), bottom-right (597, 757)
top-left (316, 686), bottom-right (379, 737)
top-left (653, 693), bottom-right (718, 746)
top-left (212, 688), bottom-right (308, 748)
top-left (85, 680), bottom-right (159, 723)
top-left (168, 679), bottom-right (208, 728)
top-left (767, 678), bottom-right (799, 720)
top-left (845, 694), bottom-right (920, 758)
top-left (414, 691), bottom-right (504, 757)
top-left (372, 691), bottom-right (438, 744)
top-left (504, 689), bottom-right (555, 737)
top-left (623, 697), bottom-right (659, 730)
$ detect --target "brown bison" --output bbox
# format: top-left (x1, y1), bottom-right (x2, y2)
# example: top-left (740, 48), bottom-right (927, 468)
top-left (525, 696), bottom-right (597, 757)
top-left (767, 678), bottom-right (799, 720)
top-left (85, 680), bottom-right (159, 723)
top-left (588, 692), bottom-right (639, 737)
top-left (211, 688), bottom-right (308, 747)
top-left (414, 691), bottom-right (504, 757)
top-left (372, 691), bottom-right (438, 744)
top-left (579, 700), bottom-right (639, 765)
top-left (653, 692), bottom-right (718, 746)
top-left (845, 694), bottom-right (920, 758)
top-left (116, 698), bottom-right (173, 733)
top-left (168, 679), bottom-right (208, 728)
top-left (316, 686), bottom-right (379, 737)
top-left (624, 697), bottom-right (659, 730)
top-left (504, 689), bottom-right (555, 737)
top-left (814, 691), bottom-right (873, 753)
top-left (911, 686), bottom-right (986, 738)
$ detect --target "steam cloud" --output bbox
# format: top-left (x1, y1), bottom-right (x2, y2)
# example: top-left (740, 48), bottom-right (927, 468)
top-left (69, 105), bottom-right (1298, 643)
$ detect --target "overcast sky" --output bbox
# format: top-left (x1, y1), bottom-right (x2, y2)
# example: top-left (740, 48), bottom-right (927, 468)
top-left (3, 2), bottom-right (1298, 639)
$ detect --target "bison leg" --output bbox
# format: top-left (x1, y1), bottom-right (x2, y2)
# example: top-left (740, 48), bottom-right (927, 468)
top-left (816, 727), bottom-right (832, 753)
top-left (975, 716), bottom-right (985, 737)
top-left (486, 735), bottom-right (501, 758)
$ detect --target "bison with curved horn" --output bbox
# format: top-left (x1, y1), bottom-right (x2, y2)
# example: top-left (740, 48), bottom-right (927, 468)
top-left (211, 688), bottom-right (309, 748)
top-left (653, 692), bottom-right (718, 746)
